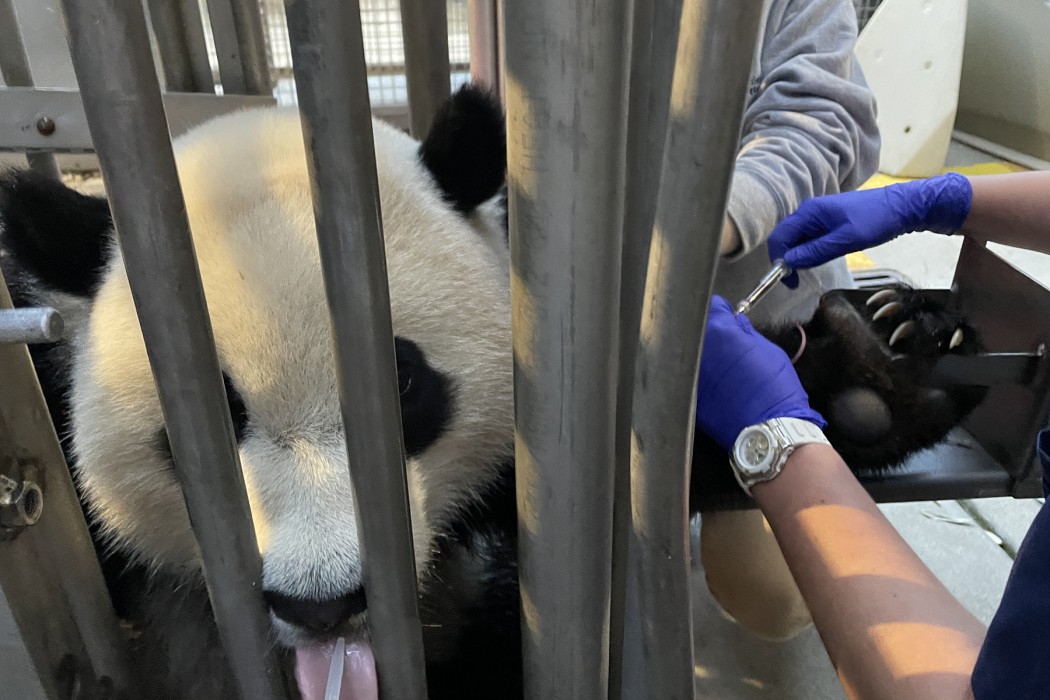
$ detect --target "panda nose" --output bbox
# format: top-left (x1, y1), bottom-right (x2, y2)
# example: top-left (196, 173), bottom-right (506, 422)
top-left (264, 587), bottom-right (367, 634)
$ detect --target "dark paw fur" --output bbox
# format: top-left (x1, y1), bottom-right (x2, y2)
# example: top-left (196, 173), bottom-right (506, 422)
top-left (789, 286), bottom-right (987, 472)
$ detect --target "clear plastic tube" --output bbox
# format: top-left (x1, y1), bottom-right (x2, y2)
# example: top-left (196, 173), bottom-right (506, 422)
top-left (324, 638), bottom-right (346, 700)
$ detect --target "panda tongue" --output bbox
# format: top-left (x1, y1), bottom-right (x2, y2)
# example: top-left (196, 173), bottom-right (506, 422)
top-left (295, 639), bottom-right (377, 700)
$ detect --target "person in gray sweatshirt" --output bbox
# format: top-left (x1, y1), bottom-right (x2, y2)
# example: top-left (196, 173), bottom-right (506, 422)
top-left (700, 0), bottom-right (881, 643)
top-left (714, 0), bottom-right (880, 326)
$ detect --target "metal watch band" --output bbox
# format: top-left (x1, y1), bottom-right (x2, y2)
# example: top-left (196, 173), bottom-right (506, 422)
top-left (768, 417), bottom-right (829, 450)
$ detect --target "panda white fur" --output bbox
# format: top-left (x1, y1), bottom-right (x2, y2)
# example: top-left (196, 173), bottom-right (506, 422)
top-left (1, 84), bottom-right (988, 700)
top-left (2, 86), bottom-right (524, 699)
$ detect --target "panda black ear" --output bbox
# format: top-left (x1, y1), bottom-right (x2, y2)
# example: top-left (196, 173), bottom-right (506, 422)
top-left (418, 84), bottom-right (506, 213)
top-left (0, 169), bottom-right (112, 297)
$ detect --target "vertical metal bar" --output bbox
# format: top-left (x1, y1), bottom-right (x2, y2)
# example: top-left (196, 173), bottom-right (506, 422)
top-left (146, 0), bottom-right (217, 92)
top-left (228, 0), bottom-right (271, 94)
top-left (281, 0), bottom-right (428, 698)
top-left (207, 0), bottom-right (272, 95)
top-left (398, 0), bottom-right (451, 138)
top-left (181, 0), bottom-right (219, 88)
top-left (494, 0), bottom-right (505, 106)
top-left (629, 1), bottom-right (764, 698)
top-left (0, 269), bottom-right (138, 700)
top-left (503, 0), bottom-right (630, 696)
top-left (467, 0), bottom-right (499, 94)
top-left (0, 0), bottom-right (62, 180)
top-left (55, 2), bottom-right (288, 699)
top-left (610, 0), bottom-right (683, 697)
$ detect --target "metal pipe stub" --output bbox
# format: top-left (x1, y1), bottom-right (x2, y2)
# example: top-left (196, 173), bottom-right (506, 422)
top-left (0, 307), bottom-right (64, 345)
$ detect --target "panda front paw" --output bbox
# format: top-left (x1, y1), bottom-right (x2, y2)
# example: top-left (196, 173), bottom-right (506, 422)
top-left (792, 286), bottom-right (987, 473)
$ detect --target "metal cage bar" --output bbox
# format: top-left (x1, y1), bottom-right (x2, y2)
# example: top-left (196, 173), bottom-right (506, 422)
top-left (466, 0), bottom-right (499, 95)
top-left (0, 0), bottom-right (61, 180)
top-left (0, 271), bottom-right (138, 700)
top-left (146, 0), bottom-right (217, 92)
top-left (628, 2), bottom-right (765, 697)
top-left (398, 0), bottom-right (452, 137)
top-left (503, 0), bottom-right (631, 696)
top-left (206, 0), bottom-right (273, 95)
top-left (281, 0), bottom-right (429, 697)
top-left (55, 1), bottom-right (288, 698)
top-left (609, 0), bottom-right (683, 695)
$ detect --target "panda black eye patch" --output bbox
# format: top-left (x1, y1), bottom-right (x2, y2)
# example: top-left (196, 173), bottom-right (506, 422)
top-left (394, 337), bottom-right (453, 457)
top-left (222, 372), bottom-right (250, 444)
top-left (154, 373), bottom-right (249, 471)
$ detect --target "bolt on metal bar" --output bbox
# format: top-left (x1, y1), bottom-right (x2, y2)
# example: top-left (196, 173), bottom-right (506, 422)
top-left (0, 0), bottom-right (62, 180)
top-left (503, 0), bottom-right (631, 696)
top-left (146, 0), bottom-right (217, 92)
top-left (0, 268), bottom-right (138, 699)
top-left (55, 2), bottom-right (288, 698)
top-left (398, 0), bottom-right (451, 137)
top-left (206, 0), bottom-right (273, 95)
top-left (0, 307), bottom-right (64, 345)
top-left (629, 1), bottom-right (765, 697)
top-left (281, 0), bottom-right (429, 697)
top-left (609, 0), bottom-right (683, 696)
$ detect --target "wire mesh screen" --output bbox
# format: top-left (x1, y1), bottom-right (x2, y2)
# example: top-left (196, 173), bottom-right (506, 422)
top-left (256, 0), bottom-right (470, 106)
top-left (853, 0), bottom-right (884, 32)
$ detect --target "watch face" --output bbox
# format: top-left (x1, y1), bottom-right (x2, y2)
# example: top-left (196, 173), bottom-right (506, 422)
top-left (743, 431), bottom-right (770, 466)
top-left (735, 426), bottom-right (775, 474)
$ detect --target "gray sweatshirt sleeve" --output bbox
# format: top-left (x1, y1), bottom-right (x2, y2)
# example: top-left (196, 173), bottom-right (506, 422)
top-left (726, 0), bottom-right (880, 260)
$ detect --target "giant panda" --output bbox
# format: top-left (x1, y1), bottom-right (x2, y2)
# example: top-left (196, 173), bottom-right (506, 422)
top-left (0, 84), bottom-right (987, 700)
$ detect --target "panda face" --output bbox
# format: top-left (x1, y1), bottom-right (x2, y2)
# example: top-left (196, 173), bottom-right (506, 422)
top-left (29, 88), bottom-right (512, 644)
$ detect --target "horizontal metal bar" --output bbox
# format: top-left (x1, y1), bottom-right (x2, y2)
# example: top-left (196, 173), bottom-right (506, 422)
top-left (0, 88), bottom-right (275, 152)
top-left (504, 0), bottom-right (630, 696)
top-left (268, 62), bottom-right (471, 80)
top-left (0, 268), bottom-right (137, 699)
top-left (696, 428), bottom-right (1017, 511)
top-left (56, 1), bottom-right (288, 698)
top-left (0, 307), bottom-right (64, 345)
top-left (398, 0), bottom-right (451, 137)
top-left (909, 349), bottom-right (1047, 387)
top-left (282, 0), bottom-right (428, 697)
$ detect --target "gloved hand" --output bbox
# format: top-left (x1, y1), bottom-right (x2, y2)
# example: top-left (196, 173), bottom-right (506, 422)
top-left (696, 296), bottom-right (825, 450)
top-left (768, 172), bottom-right (973, 288)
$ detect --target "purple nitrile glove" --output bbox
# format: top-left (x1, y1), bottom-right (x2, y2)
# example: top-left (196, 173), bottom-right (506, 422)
top-left (696, 296), bottom-right (826, 451)
top-left (768, 172), bottom-right (973, 288)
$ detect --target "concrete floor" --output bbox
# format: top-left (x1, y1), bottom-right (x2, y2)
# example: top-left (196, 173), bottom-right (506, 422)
top-left (690, 139), bottom-right (1049, 698)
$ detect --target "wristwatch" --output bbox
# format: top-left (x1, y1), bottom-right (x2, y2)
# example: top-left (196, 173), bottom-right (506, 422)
top-left (729, 418), bottom-right (830, 496)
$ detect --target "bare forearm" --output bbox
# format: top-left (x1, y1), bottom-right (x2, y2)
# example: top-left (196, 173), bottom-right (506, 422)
top-left (721, 216), bottom-right (742, 256)
top-left (752, 445), bottom-right (984, 700)
top-left (961, 171), bottom-right (1050, 254)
